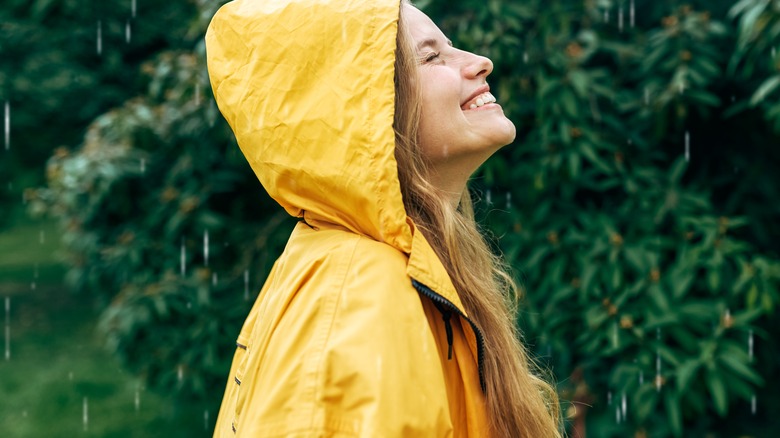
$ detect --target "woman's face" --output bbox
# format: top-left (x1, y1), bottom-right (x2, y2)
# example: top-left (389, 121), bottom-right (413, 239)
top-left (404, 5), bottom-right (516, 170)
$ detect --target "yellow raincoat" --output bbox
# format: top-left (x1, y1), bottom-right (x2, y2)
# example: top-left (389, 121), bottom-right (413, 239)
top-left (206, 0), bottom-right (489, 436)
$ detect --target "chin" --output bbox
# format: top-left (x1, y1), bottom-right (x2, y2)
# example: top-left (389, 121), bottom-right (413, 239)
top-left (490, 119), bottom-right (517, 148)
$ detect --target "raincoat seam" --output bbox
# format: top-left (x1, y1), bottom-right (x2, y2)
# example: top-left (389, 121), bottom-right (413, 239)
top-left (308, 234), bottom-right (361, 431)
top-left (365, 1), bottom-right (383, 245)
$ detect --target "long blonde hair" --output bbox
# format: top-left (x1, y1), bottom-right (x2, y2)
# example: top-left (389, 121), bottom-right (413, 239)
top-left (393, 4), bottom-right (562, 437)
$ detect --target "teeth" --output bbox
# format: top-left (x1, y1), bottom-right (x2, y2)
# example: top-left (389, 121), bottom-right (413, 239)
top-left (467, 92), bottom-right (497, 109)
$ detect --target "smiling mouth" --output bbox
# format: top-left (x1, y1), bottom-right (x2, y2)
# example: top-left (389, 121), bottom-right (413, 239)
top-left (461, 92), bottom-right (497, 110)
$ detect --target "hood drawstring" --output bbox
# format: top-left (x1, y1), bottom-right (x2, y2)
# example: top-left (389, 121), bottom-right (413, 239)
top-left (434, 302), bottom-right (454, 360)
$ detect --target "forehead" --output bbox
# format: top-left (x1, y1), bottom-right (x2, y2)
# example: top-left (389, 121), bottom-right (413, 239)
top-left (403, 5), bottom-right (446, 46)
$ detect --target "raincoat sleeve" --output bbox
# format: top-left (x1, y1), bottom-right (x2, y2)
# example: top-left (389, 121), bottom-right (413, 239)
top-left (227, 234), bottom-right (453, 437)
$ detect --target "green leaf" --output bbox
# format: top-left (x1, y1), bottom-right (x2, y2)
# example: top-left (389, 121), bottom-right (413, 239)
top-left (633, 384), bottom-right (659, 423)
top-left (664, 391), bottom-right (683, 437)
top-left (568, 152), bottom-right (581, 178)
top-left (676, 359), bottom-right (701, 392)
top-left (718, 354), bottom-right (764, 385)
top-left (671, 272), bottom-right (695, 300)
top-left (579, 143), bottom-right (612, 174)
top-left (648, 284), bottom-right (670, 312)
top-left (706, 368), bottom-right (728, 416)
top-left (750, 76), bottom-right (780, 106)
top-left (732, 306), bottom-right (765, 326)
top-left (569, 70), bottom-right (589, 97)
top-left (669, 158), bottom-right (688, 184)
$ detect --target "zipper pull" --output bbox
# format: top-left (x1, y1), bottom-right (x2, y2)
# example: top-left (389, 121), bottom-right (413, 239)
top-left (442, 310), bottom-right (453, 360)
top-left (433, 301), bottom-right (454, 360)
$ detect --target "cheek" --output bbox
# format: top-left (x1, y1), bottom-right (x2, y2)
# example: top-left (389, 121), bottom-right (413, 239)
top-left (416, 70), bottom-right (463, 161)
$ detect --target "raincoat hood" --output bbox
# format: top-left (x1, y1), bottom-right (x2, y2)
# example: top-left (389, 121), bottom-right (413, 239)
top-left (206, 0), bottom-right (412, 254)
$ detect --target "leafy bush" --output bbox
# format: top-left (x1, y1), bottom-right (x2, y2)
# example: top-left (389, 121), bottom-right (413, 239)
top-left (29, 0), bottom-right (293, 404)
top-left (0, 0), bottom-right (198, 226)
top-left (423, 0), bottom-right (780, 435)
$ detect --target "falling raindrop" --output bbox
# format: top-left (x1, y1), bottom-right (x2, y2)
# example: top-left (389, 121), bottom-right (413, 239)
top-left (644, 87), bottom-right (650, 106)
top-left (39, 230), bottom-right (45, 245)
top-left (604, 7), bottom-right (610, 23)
top-left (97, 20), bottom-right (103, 56)
top-left (486, 189), bottom-right (492, 205)
top-left (607, 391), bottom-right (612, 405)
top-left (684, 131), bottom-right (690, 162)
top-left (134, 385), bottom-right (140, 412)
top-left (195, 82), bottom-right (202, 106)
top-left (177, 364), bottom-right (184, 382)
top-left (83, 397), bottom-right (89, 431)
top-left (616, 405), bottom-right (621, 423)
top-left (125, 20), bottom-right (132, 44)
top-left (523, 51), bottom-right (529, 64)
top-left (203, 230), bottom-right (209, 267)
top-left (3, 101), bottom-right (9, 150)
top-left (639, 370), bottom-right (644, 385)
top-left (131, 0), bottom-right (137, 18)
top-left (180, 239), bottom-right (186, 277)
top-left (30, 282), bottom-right (36, 291)
top-left (679, 81), bottom-right (685, 94)
top-left (656, 328), bottom-right (662, 392)
top-left (618, 6), bottom-right (624, 32)
top-left (613, 322), bottom-right (619, 348)
top-left (204, 410), bottom-right (210, 430)
top-left (212, 272), bottom-right (218, 286)
top-left (244, 269), bottom-right (250, 301)
top-left (505, 192), bottom-right (512, 209)
top-left (630, 0), bottom-right (635, 28)
top-left (621, 391), bottom-right (627, 419)
top-left (748, 329), bottom-right (754, 362)
top-left (140, 158), bottom-right (146, 174)
top-left (4, 296), bottom-right (10, 361)
top-left (751, 395), bottom-right (757, 415)
top-left (68, 371), bottom-right (73, 381)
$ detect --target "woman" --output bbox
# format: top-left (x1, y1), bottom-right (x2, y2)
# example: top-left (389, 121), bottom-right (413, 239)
top-left (206, 1), bottom-right (561, 436)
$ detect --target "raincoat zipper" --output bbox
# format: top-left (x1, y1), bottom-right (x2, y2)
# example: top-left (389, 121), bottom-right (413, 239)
top-left (412, 279), bottom-right (486, 393)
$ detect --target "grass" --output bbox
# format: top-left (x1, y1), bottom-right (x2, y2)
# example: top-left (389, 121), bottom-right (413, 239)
top-left (0, 217), bottom-right (213, 437)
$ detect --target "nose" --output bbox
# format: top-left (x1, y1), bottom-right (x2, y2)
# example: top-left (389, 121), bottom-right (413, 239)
top-left (462, 51), bottom-right (493, 79)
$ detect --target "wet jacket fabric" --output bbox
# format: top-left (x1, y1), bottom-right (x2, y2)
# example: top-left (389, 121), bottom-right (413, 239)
top-left (206, 1), bottom-right (488, 436)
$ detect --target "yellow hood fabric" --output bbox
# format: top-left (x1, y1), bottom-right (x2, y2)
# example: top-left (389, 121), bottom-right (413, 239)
top-left (206, 0), bottom-right (489, 436)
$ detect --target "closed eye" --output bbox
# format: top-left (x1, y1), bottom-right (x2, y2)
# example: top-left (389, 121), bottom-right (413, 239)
top-left (422, 52), bottom-right (440, 63)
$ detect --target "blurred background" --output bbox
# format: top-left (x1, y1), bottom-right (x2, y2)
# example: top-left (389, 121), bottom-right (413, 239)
top-left (1, 0), bottom-right (778, 436)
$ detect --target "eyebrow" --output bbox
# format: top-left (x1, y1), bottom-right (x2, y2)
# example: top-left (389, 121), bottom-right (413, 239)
top-left (416, 38), bottom-right (453, 51)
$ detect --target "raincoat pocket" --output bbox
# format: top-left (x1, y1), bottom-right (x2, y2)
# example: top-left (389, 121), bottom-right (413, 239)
top-left (231, 341), bottom-right (249, 433)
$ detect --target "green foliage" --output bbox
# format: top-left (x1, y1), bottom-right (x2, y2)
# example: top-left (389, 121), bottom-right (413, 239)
top-left (28, 0), bottom-right (780, 436)
top-left (29, 0), bottom-right (293, 400)
top-left (0, 0), bottom-right (198, 227)
top-left (426, 0), bottom-right (780, 436)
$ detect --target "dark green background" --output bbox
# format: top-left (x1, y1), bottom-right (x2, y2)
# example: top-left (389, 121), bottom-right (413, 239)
top-left (1, 0), bottom-right (778, 436)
